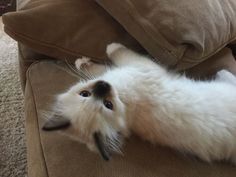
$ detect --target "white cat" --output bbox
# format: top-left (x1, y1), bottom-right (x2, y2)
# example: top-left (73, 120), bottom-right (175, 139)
top-left (43, 43), bottom-right (236, 163)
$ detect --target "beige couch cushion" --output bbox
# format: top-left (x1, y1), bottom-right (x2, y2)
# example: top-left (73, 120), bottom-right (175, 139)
top-left (186, 47), bottom-right (236, 78)
top-left (25, 61), bottom-right (236, 177)
top-left (3, 0), bottom-right (143, 63)
top-left (4, 0), bottom-right (236, 70)
top-left (96, 0), bottom-right (236, 70)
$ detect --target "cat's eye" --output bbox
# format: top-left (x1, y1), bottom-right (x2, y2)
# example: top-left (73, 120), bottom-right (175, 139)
top-left (79, 90), bottom-right (91, 97)
top-left (103, 100), bottom-right (113, 110)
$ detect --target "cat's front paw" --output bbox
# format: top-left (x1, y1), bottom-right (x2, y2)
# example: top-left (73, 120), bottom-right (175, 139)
top-left (106, 43), bottom-right (126, 57)
top-left (75, 56), bottom-right (92, 70)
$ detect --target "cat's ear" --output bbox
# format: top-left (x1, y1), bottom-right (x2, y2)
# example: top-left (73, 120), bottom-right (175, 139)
top-left (42, 115), bottom-right (71, 131)
top-left (93, 132), bottom-right (110, 161)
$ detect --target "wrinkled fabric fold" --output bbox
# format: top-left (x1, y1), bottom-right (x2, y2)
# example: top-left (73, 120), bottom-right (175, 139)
top-left (2, 0), bottom-right (144, 63)
top-left (96, 0), bottom-right (236, 69)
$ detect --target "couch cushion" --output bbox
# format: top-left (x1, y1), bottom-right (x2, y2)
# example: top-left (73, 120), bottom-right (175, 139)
top-left (185, 47), bottom-right (236, 78)
top-left (2, 0), bottom-right (144, 63)
top-left (25, 61), bottom-right (236, 177)
top-left (96, 0), bottom-right (236, 70)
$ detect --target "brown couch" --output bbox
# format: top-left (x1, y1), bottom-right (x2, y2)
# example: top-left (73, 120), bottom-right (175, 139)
top-left (3, 0), bottom-right (236, 176)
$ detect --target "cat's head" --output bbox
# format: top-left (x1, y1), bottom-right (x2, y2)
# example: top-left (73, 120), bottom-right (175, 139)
top-left (42, 79), bottom-right (128, 160)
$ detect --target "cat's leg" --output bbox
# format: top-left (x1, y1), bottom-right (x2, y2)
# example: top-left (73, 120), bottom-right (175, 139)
top-left (106, 43), bottom-right (156, 67)
top-left (75, 57), bottom-right (107, 78)
top-left (75, 56), bottom-right (92, 69)
top-left (215, 69), bottom-right (236, 85)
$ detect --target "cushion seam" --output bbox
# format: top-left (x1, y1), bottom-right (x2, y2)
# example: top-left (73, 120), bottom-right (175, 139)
top-left (182, 36), bottom-right (236, 63)
top-left (122, 0), bottom-right (236, 62)
top-left (26, 62), bottom-right (49, 177)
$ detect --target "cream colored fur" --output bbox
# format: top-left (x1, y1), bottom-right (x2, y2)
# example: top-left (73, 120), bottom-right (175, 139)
top-left (56, 43), bottom-right (236, 164)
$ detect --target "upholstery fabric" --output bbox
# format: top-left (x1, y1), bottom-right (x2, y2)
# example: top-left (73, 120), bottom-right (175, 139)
top-left (96, 0), bottom-right (236, 70)
top-left (6, 0), bottom-right (236, 176)
top-left (186, 47), bottom-right (236, 78)
top-left (2, 0), bottom-right (144, 62)
top-left (3, 0), bottom-right (236, 70)
top-left (25, 61), bottom-right (236, 177)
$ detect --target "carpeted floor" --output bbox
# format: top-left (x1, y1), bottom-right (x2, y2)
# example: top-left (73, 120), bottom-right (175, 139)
top-left (0, 17), bottom-right (27, 177)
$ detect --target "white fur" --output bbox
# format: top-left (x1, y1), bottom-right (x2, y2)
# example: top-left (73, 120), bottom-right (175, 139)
top-left (75, 56), bottom-right (91, 69)
top-left (57, 43), bottom-right (236, 164)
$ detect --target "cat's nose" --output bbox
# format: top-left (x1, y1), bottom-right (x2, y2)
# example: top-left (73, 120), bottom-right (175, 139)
top-left (93, 81), bottom-right (111, 98)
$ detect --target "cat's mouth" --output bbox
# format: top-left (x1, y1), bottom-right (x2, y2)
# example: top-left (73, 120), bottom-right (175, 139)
top-left (93, 131), bottom-right (123, 161)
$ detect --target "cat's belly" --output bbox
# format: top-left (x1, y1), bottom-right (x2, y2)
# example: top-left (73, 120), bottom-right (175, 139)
top-left (128, 85), bottom-right (236, 162)
top-left (131, 108), bottom-right (236, 162)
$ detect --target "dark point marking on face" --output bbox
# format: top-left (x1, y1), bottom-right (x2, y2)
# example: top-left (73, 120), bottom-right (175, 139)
top-left (93, 132), bottom-right (110, 161)
top-left (93, 80), bottom-right (111, 98)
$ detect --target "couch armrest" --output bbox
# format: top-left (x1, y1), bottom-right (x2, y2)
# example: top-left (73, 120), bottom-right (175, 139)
top-left (18, 43), bottom-right (55, 92)
top-left (16, 0), bottom-right (58, 92)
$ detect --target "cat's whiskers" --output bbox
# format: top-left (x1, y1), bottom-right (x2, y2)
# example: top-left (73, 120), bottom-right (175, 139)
top-left (81, 65), bottom-right (95, 80)
top-left (65, 59), bottom-right (90, 80)
top-left (104, 130), bottom-right (124, 155)
top-left (74, 66), bottom-right (92, 80)
top-left (105, 62), bottom-right (111, 73)
top-left (107, 137), bottom-right (123, 154)
top-left (40, 110), bottom-right (54, 121)
top-left (65, 59), bottom-right (84, 76)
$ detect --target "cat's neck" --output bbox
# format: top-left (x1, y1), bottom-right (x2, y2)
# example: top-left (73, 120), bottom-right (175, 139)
top-left (104, 66), bottom-right (179, 144)
top-left (120, 92), bottom-right (160, 142)
top-left (119, 92), bottom-right (170, 144)
top-left (99, 65), bottom-right (175, 143)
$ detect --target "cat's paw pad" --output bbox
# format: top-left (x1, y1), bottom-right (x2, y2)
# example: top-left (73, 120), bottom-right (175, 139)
top-left (75, 57), bottom-right (92, 69)
top-left (106, 43), bottom-right (126, 56)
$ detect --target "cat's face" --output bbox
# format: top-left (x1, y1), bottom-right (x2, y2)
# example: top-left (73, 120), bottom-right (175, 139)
top-left (43, 79), bottom-right (128, 160)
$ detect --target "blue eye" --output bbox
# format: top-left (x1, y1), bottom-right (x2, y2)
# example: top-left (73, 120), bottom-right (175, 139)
top-left (79, 90), bottom-right (91, 97)
top-left (103, 100), bottom-right (113, 110)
